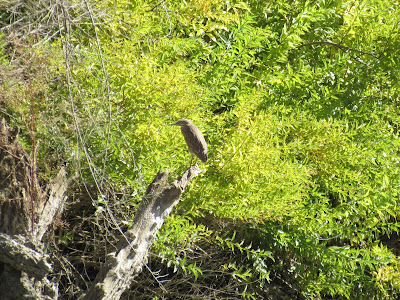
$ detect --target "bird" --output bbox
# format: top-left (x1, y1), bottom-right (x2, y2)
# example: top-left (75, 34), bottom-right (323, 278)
top-left (170, 119), bottom-right (208, 165)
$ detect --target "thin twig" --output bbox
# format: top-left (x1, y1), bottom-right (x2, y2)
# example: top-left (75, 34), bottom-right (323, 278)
top-left (83, 0), bottom-right (112, 187)
top-left (298, 40), bottom-right (377, 58)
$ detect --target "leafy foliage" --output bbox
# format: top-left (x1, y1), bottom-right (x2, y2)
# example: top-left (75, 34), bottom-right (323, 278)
top-left (1, 0), bottom-right (400, 298)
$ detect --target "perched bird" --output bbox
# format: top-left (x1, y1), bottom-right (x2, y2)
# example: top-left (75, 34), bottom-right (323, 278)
top-left (170, 119), bottom-right (208, 164)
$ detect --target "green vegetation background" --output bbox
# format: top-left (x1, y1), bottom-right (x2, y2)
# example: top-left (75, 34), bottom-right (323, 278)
top-left (1, 0), bottom-right (399, 298)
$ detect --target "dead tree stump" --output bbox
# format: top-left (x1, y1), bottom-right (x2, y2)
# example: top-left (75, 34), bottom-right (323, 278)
top-left (0, 119), bottom-right (68, 299)
top-left (83, 166), bottom-right (202, 300)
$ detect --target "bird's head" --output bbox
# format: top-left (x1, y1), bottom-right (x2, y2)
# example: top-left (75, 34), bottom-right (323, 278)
top-left (170, 119), bottom-right (191, 126)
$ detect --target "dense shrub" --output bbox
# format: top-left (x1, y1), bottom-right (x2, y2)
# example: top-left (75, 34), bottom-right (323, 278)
top-left (1, 0), bottom-right (399, 298)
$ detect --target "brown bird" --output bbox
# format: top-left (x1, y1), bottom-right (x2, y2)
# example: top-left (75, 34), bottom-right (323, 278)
top-left (170, 119), bottom-right (208, 164)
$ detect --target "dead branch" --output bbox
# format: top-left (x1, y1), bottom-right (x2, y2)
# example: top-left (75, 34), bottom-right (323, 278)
top-left (0, 233), bottom-right (52, 279)
top-left (0, 119), bottom-right (68, 299)
top-left (82, 165), bottom-right (203, 300)
top-left (33, 168), bottom-right (68, 242)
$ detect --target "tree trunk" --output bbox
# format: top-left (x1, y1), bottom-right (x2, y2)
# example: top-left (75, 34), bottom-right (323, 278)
top-left (0, 119), bottom-right (68, 299)
top-left (83, 166), bottom-right (202, 300)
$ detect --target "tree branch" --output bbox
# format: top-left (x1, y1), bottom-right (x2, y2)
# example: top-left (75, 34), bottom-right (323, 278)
top-left (83, 165), bottom-right (203, 300)
top-left (298, 40), bottom-right (377, 58)
top-left (0, 233), bottom-right (52, 279)
top-left (33, 167), bottom-right (68, 242)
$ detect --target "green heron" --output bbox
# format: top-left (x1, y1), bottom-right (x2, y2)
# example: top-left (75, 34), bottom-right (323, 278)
top-left (170, 119), bottom-right (208, 164)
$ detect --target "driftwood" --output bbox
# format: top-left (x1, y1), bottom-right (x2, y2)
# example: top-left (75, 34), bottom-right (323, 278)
top-left (83, 166), bottom-right (202, 300)
top-left (0, 119), bottom-right (68, 299)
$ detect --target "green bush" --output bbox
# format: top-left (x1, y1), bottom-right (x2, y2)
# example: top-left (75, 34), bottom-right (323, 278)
top-left (1, 0), bottom-right (399, 298)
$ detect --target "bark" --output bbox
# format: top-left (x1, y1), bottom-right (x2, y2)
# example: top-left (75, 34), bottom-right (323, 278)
top-left (33, 168), bottom-right (68, 243)
top-left (0, 233), bottom-right (52, 279)
top-left (0, 119), bottom-right (68, 299)
top-left (83, 166), bottom-right (202, 300)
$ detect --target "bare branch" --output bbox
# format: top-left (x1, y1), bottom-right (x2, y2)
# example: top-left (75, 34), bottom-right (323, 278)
top-left (33, 168), bottom-right (68, 242)
top-left (0, 233), bottom-right (52, 278)
top-left (83, 165), bottom-right (203, 300)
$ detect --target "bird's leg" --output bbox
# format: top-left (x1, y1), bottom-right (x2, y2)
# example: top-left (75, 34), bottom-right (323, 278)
top-left (190, 154), bottom-right (198, 166)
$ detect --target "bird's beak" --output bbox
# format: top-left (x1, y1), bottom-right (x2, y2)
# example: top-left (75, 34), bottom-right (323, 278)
top-left (170, 121), bottom-right (178, 126)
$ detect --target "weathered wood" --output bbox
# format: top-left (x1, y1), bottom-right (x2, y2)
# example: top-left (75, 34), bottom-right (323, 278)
top-left (0, 233), bottom-right (52, 279)
top-left (33, 168), bottom-right (68, 243)
top-left (83, 165), bottom-right (202, 300)
top-left (0, 119), bottom-right (68, 300)
top-left (0, 118), bottom-right (33, 235)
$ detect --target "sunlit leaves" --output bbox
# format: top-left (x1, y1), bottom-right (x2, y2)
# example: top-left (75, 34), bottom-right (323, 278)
top-left (4, 0), bottom-right (400, 298)
top-left (79, 1), bottom-right (400, 297)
